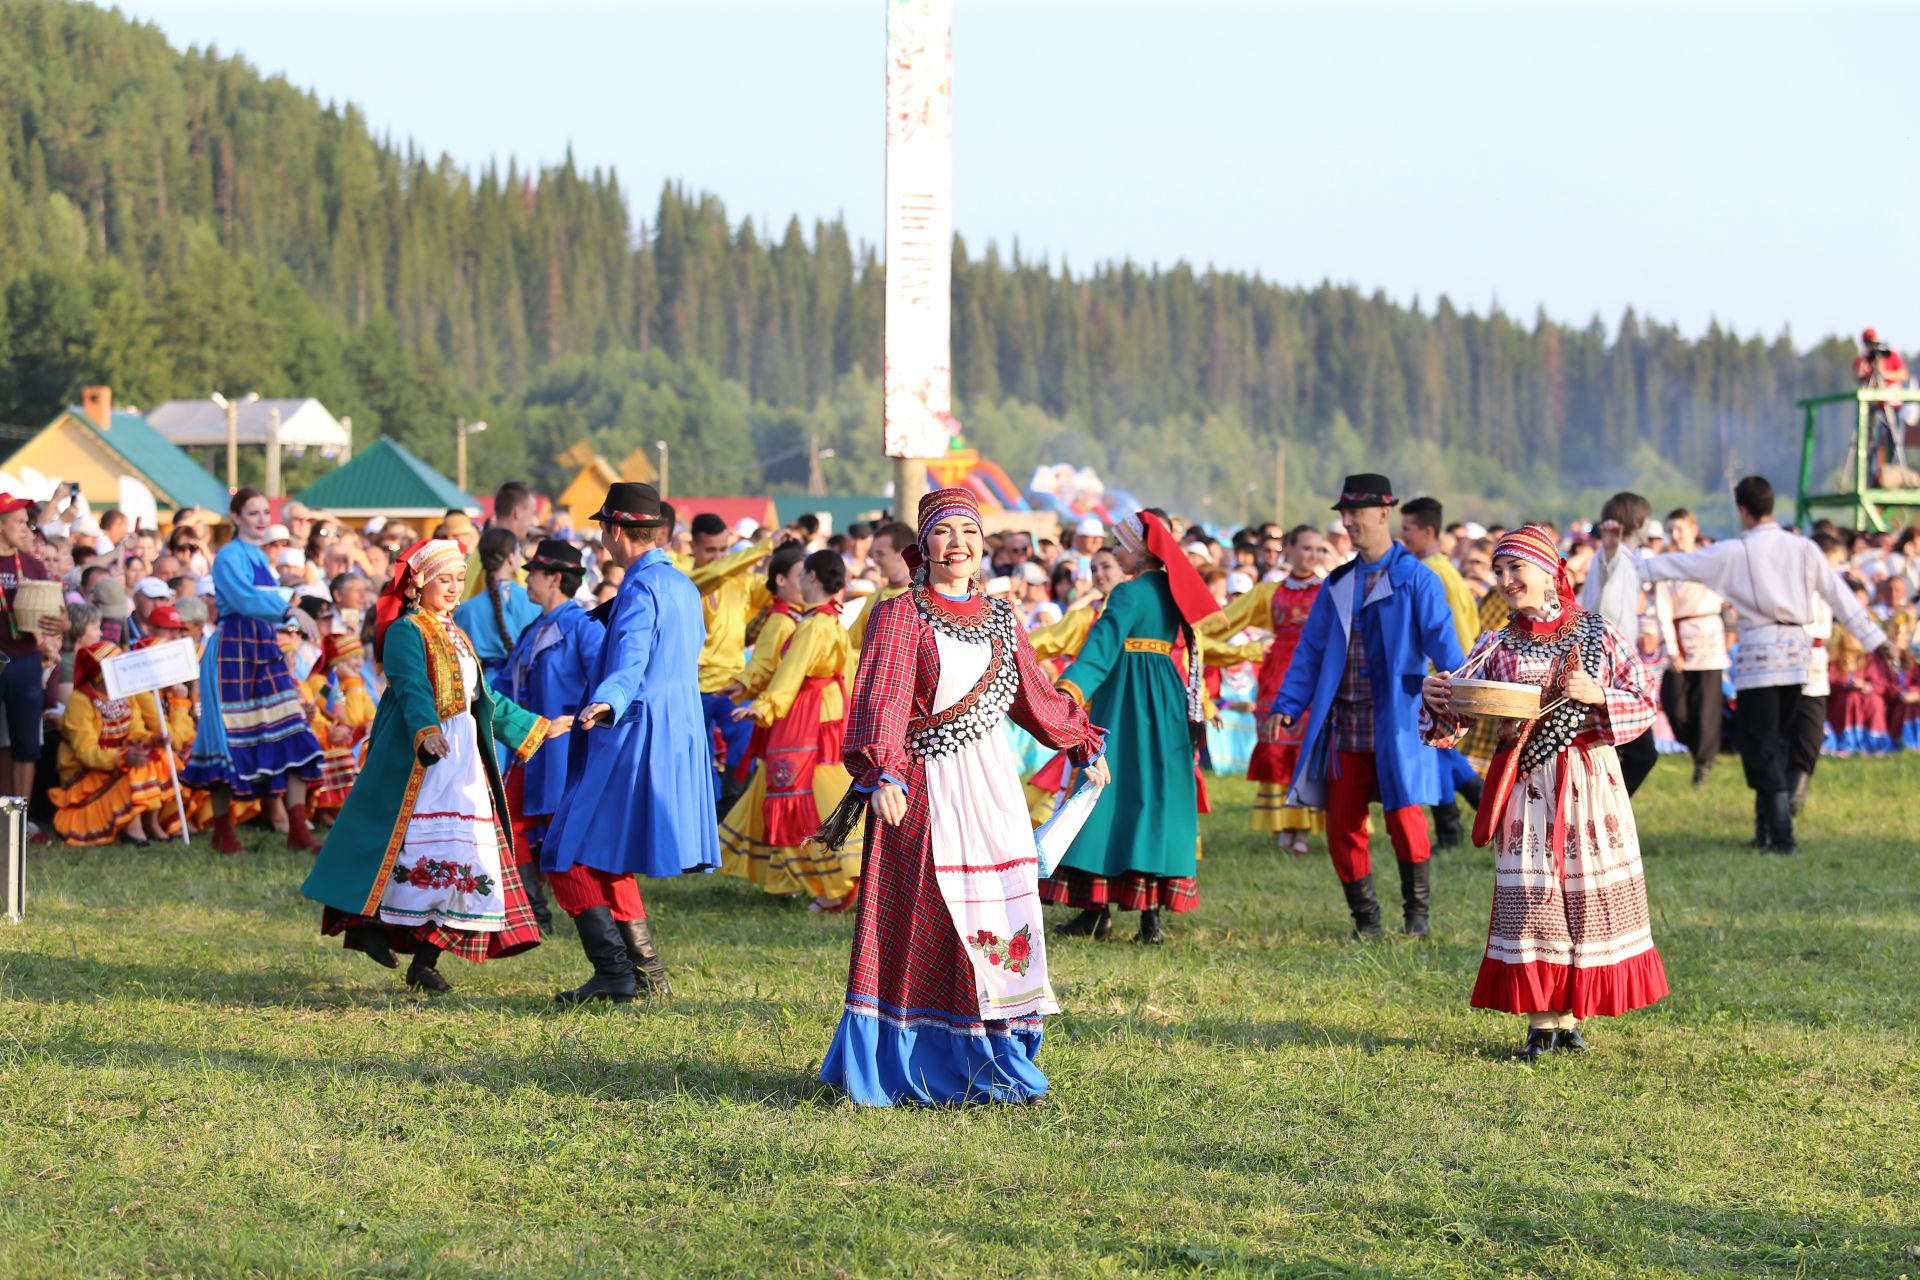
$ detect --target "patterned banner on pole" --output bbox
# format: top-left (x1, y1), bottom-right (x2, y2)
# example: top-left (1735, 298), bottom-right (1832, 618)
top-left (883, 0), bottom-right (954, 461)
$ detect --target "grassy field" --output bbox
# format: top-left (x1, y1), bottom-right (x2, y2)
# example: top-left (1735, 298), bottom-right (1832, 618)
top-left (2, 757), bottom-right (1917, 1279)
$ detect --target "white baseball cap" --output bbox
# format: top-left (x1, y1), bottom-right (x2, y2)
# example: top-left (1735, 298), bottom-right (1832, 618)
top-left (276, 549), bottom-right (306, 568)
top-left (133, 576), bottom-right (175, 600)
top-left (1017, 561), bottom-right (1049, 586)
top-left (1227, 570), bottom-right (1255, 596)
top-left (1463, 521), bottom-right (1488, 540)
top-left (266, 524), bottom-right (292, 544)
top-left (1326, 520), bottom-right (1348, 537)
top-left (734, 518), bottom-right (760, 539)
top-left (1075, 515), bottom-right (1105, 538)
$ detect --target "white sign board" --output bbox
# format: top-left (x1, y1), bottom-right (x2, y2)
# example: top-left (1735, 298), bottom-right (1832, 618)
top-left (101, 639), bottom-right (199, 698)
top-left (883, 0), bottom-right (955, 460)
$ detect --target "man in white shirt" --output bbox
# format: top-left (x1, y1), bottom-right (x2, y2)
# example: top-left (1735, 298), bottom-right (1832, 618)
top-left (1641, 476), bottom-right (1893, 853)
top-left (1653, 508), bottom-right (1728, 786)
top-left (1580, 491), bottom-right (1658, 794)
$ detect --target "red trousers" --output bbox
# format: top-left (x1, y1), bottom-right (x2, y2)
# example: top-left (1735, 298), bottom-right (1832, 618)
top-left (546, 864), bottom-right (646, 922)
top-left (1326, 750), bottom-right (1430, 884)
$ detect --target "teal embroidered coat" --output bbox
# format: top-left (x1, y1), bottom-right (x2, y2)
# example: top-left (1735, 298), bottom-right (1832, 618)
top-left (300, 608), bottom-right (550, 921)
top-left (1053, 572), bottom-right (1199, 880)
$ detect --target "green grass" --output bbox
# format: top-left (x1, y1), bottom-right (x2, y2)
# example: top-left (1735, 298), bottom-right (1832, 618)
top-left (3, 758), bottom-right (1918, 1279)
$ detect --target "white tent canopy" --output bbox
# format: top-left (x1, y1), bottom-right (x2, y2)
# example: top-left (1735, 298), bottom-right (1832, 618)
top-left (146, 398), bottom-right (351, 455)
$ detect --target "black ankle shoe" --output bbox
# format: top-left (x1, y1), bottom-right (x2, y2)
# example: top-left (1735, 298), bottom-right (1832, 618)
top-left (1518, 1029), bottom-right (1558, 1062)
top-left (1054, 907), bottom-right (1111, 940)
top-left (405, 960), bottom-right (452, 993)
top-left (1136, 908), bottom-right (1165, 945)
top-left (1555, 1026), bottom-right (1589, 1052)
top-left (345, 924), bottom-right (398, 970)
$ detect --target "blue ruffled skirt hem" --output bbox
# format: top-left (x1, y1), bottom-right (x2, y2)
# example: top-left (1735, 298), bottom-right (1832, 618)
top-left (819, 1000), bottom-right (1047, 1107)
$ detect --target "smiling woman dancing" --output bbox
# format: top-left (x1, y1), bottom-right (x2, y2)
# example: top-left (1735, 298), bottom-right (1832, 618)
top-left (1422, 525), bottom-right (1669, 1061)
top-left (816, 487), bottom-right (1109, 1106)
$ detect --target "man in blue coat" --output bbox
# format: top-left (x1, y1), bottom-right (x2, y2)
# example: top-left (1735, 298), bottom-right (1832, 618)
top-left (500, 537), bottom-right (604, 934)
top-left (1267, 474), bottom-right (1465, 939)
top-left (544, 483), bottom-right (719, 1003)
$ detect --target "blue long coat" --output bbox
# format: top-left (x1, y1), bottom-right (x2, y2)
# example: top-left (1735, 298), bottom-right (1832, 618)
top-left (500, 600), bottom-right (604, 818)
top-left (543, 549), bottom-right (719, 878)
top-left (1270, 542), bottom-right (1465, 812)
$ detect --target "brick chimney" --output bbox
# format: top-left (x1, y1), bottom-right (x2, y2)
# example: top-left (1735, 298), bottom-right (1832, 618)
top-left (81, 386), bottom-right (113, 430)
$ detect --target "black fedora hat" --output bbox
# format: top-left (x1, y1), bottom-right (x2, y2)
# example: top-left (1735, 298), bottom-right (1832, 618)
top-left (593, 482), bottom-right (666, 528)
top-left (522, 537), bottom-right (584, 574)
top-left (1332, 473), bottom-right (1397, 511)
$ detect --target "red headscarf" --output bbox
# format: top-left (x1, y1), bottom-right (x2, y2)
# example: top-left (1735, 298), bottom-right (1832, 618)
top-left (73, 641), bottom-right (120, 696)
top-left (1116, 510), bottom-right (1222, 627)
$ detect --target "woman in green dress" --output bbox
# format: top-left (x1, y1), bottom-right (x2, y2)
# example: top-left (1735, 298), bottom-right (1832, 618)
top-left (300, 539), bottom-right (570, 993)
top-left (1041, 509), bottom-right (1222, 944)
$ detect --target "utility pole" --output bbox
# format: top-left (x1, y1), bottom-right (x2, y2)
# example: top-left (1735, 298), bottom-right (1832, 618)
top-left (1274, 437), bottom-right (1286, 529)
top-left (456, 418), bottom-right (488, 494)
top-left (265, 405), bottom-right (283, 498)
top-left (656, 440), bottom-right (670, 500)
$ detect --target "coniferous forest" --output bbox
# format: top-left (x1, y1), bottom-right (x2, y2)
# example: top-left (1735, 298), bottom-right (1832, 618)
top-left (0, 2), bottom-right (1873, 522)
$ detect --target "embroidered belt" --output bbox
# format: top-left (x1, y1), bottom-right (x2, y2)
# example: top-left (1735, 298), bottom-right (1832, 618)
top-left (1124, 638), bottom-right (1174, 656)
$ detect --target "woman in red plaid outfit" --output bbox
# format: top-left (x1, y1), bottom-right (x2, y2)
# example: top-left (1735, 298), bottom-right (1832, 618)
top-left (816, 487), bottom-right (1109, 1106)
top-left (1422, 525), bottom-right (1669, 1062)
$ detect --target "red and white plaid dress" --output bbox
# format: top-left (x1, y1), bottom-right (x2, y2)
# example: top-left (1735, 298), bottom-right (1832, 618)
top-left (1428, 605), bottom-right (1670, 1019)
top-left (820, 587), bottom-right (1103, 1106)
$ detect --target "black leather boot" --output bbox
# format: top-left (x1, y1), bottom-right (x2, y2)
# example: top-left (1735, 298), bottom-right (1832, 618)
top-left (519, 856), bottom-right (554, 936)
top-left (1398, 859), bottom-right (1431, 937)
top-left (555, 907), bottom-right (638, 1004)
top-left (1430, 802), bottom-right (1464, 852)
top-left (1519, 1028), bottom-right (1558, 1062)
top-left (1341, 875), bottom-right (1383, 940)
top-left (1555, 1025), bottom-right (1589, 1052)
top-left (616, 916), bottom-right (672, 996)
top-left (1745, 792), bottom-right (1772, 850)
top-left (1765, 791), bottom-right (1797, 855)
top-left (1136, 908), bottom-right (1165, 945)
top-left (345, 923), bottom-right (398, 970)
top-left (405, 942), bottom-right (451, 993)
top-left (1054, 907), bottom-right (1112, 940)
top-left (1788, 770), bottom-right (1811, 817)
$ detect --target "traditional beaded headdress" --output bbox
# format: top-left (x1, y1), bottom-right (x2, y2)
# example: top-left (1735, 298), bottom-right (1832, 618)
top-left (1492, 524), bottom-right (1577, 612)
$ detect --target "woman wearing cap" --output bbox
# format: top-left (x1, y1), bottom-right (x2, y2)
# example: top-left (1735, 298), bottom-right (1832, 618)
top-left (815, 487), bottom-right (1108, 1106)
top-left (301, 538), bottom-right (572, 993)
top-left (1042, 508), bottom-right (1221, 945)
top-left (182, 489), bottom-right (327, 854)
top-left (1422, 525), bottom-right (1669, 1061)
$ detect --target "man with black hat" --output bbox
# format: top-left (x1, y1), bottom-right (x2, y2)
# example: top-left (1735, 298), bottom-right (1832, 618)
top-left (499, 537), bottom-right (605, 934)
top-left (1264, 474), bottom-right (1466, 938)
top-left (541, 484), bottom-right (720, 1002)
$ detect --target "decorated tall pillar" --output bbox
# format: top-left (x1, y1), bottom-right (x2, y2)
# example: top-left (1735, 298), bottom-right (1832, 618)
top-left (883, 0), bottom-right (953, 523)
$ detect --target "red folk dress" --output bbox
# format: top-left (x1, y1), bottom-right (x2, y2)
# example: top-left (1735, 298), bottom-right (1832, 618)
top-left (1246, 575), bottom-right (1325, 834)
top-left (1426, 604), bottom-right (1670, 1020)
top-left (820, 586), bottom-right (1103, 1107)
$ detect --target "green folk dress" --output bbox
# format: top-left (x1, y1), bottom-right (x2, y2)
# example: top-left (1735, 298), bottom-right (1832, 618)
top-left (1040, 571), bottom-right (1201, 913)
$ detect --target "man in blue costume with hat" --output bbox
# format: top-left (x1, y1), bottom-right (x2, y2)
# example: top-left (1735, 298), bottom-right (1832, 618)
top-left (1266, 473), bottom-right (1465, 939)
top-left (543, 482), bottom-right (719, 1003)
top-left (500, 536), bottom-right (603, 935)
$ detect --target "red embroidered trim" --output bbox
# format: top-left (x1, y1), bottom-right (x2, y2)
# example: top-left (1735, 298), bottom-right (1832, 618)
top-left (916, 587), bottom-right (988, 629)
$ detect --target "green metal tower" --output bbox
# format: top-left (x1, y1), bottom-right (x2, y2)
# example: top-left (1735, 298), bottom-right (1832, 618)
top-left (1794, 387), bottom-right (1920, 531)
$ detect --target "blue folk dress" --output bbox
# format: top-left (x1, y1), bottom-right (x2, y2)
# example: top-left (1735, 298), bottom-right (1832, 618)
top-left (500, 600), bottom-right (604, 827)
top-left (182, 539), bottom-right (324, 798)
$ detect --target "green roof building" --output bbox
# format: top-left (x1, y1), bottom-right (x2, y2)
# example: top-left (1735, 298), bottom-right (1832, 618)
top-left (296, 438), bottom-right (476, 519)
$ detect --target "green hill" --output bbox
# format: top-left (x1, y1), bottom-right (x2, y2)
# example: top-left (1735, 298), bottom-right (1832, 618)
top-left (0, 1), bottom-right (1863, 520)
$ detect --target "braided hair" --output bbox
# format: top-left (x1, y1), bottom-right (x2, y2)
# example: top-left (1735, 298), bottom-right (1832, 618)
top-left (476, 526), bottom-right (519, 646)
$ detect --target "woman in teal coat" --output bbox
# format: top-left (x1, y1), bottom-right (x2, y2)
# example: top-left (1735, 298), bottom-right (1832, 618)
top-left (301, 539), bottom-right (569, 993)
top-left (1041, 509), bottom-right (1222, 944)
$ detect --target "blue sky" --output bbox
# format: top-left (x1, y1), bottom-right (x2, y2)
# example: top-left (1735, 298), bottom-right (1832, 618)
top-left (122, 1), bottom-right (1918, 348)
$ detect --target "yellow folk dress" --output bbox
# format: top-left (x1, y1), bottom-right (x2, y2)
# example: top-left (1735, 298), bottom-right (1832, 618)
top-left (718, 607), bottom-right (863, 901)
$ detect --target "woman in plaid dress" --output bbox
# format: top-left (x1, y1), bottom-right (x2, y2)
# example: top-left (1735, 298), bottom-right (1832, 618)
top-left (1423, 525), bottom-right (1669, 1061)
top-left (182, 488), bottom-right (326, 854)
top-left (817, 488), bottom-right (1109, 1106)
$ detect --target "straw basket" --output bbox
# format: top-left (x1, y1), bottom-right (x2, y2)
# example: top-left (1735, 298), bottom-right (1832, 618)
top-left (1448, 677), bottom-right (1543, 720)
top-left (10, 580), bottom-right (63, 639)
